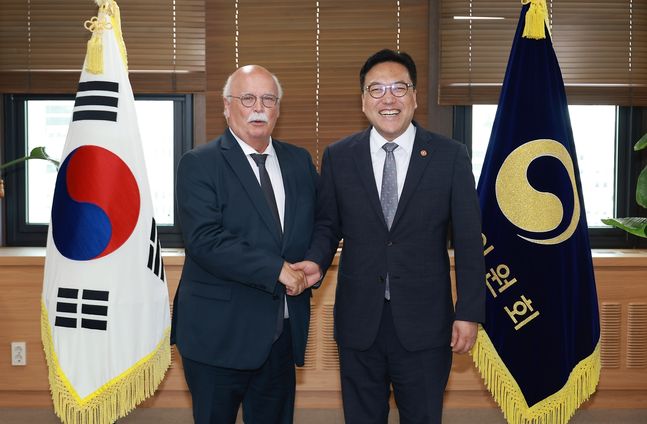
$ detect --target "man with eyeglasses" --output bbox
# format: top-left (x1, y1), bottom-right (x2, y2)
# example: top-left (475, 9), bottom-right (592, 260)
top-left (172, 64), bottom-right (318, 424)
top-left (293, 49), bottom-right (485, 423)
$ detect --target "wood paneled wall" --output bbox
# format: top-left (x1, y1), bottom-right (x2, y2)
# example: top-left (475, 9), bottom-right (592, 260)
top-left (1, 248), bottom-right (647, 410)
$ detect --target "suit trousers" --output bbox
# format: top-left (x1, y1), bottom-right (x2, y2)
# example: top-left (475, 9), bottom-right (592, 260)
top-left (338, 301), bottom-right (453, 424)
top-left (181, 319), bottom-right (295, 424)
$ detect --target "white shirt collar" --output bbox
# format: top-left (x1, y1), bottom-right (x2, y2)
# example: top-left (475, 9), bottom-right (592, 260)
top-left (229, 128), bottom-right (276, 157)
top-left (369, 123), bottom-right (416, 155)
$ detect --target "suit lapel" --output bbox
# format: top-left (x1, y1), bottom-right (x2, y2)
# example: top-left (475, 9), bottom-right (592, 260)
top-left (220, 130), bottom-right (282, 244)
top-left (275, 141), bottom-right (295, 253)
top-left (391, 128), bottom-right (437, 229)
top-left (353, 129), bottom-right (387, 227)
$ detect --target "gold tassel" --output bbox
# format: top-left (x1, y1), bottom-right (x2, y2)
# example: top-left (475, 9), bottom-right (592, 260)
top-left (42, 301), bottom-right (172, 424)
top-left (84, 0), bottom-right (129, 74)
top-left (521, 0), bottom-right (548, 40)
top-left (85, 30), bottom-right (104, 75)
top-left (471, 326), bottom-right (601, 424)
top-left (83, 12), bottom-right (109, 75)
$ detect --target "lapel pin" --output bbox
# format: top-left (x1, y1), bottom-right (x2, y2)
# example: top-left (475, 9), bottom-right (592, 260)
top-left (420, 149), bottom-right (428, 157)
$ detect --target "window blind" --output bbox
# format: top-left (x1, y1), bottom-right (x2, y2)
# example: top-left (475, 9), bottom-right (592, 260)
top-left (0, 0), bottom-right (205, 93)
top-left (205, 0), bottom-right (429, 165)
top-left (439, 0), bottom-right (647, 105)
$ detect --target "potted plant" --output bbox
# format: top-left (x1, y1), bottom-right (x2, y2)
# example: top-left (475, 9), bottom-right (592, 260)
top-left (601, 133), bottom-right (647, 237)
top-left (0, 147), bottom-right (60, 198)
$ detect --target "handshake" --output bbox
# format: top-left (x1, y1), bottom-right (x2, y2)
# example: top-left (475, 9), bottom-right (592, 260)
top-left (279, 261), bottom-right (322, 296)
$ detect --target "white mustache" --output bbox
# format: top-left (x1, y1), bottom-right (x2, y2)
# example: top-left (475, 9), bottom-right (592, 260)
top-left (248, 112), bottom-right (269, 123)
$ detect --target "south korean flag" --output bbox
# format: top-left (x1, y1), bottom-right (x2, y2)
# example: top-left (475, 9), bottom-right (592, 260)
top-left (41, 1), bottom-right (171, 423)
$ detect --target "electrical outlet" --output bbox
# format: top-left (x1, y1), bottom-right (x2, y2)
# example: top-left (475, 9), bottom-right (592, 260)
top-left (11, 342), bottom-right (26, 366)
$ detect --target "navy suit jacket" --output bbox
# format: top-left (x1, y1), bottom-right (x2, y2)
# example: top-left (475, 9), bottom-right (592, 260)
top-left (172, 129), bottom-right (317, 369)
top-left (306, 124), bottom-right (485, 351)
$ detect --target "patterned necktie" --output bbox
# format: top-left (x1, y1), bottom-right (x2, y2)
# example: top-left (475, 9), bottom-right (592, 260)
top-left (381, 142), bottom-right (398, 300)
top-left (381, 143), bottom-right (399, 229)
top-left (250, 153), bottom-right (282, 235)
top-left (250, 153), bottom-right (284, 341)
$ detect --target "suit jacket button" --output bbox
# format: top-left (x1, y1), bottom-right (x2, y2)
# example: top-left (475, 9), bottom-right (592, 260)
top-left (379, 276), bottom-right (385, 283)
top-left (387, 241), bottom-right (393, 246)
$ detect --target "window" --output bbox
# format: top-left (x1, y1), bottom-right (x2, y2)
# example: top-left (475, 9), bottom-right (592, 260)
top-left (455, 105), bottom-right (646, 248)
top-left (3, 94), bottom-right (192, 247)
top-left (471, 104), bottom-right (616, 228)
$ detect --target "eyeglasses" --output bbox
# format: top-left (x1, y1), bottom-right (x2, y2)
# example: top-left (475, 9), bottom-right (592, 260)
top-left (364, 82), bottom-right (415, 99)
top-left (226, 94), bottom-right (280, 108)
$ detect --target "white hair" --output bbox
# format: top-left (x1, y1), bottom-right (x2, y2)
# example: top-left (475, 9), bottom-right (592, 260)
top-left (222, 69), bottom-right (283, 99)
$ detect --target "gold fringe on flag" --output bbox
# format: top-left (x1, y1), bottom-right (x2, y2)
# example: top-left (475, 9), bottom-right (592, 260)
top-left (471, 326), bottom-right (600, 424)
top-left (84, 0), bottom-right (128, 75)
top-left (41, 302), bottom-right (171, 424)
top-left (521, 0), bottom-right (550, 40)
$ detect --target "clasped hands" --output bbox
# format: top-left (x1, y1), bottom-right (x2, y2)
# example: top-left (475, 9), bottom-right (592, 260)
top-left (280, 261), bottom-right (477, 354)
top-left (278, 260), bottom-right (322, 296)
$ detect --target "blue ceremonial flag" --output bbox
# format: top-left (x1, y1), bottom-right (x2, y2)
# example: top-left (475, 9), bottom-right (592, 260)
top-left (472, 1), bottom-right (601, 423)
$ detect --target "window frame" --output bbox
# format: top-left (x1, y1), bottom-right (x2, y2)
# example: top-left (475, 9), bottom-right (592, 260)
top-left (452, 105), bottom-right (646, 249)
top-left (2, 93), bottom-right (192, 247)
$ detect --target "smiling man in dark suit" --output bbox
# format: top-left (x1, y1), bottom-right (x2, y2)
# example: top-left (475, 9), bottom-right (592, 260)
top-left (172, 65), bottom-right (317, 424)
top-left (293, 49), bottom-right (486, 423)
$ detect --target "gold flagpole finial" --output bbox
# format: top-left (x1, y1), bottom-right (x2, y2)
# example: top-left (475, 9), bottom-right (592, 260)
top-left (521, 0), bottom-right (550, 40)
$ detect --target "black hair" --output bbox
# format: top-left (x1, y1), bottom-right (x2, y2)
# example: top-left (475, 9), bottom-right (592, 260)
top-left (359, 49), bottom-right (417, 91)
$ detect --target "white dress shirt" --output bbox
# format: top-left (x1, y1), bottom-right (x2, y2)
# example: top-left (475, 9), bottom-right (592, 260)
top-left (370, 123), bottom-right (416, 200)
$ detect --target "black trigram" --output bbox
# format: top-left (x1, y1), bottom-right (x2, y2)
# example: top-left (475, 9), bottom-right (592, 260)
top-left (54, 287), bottom-right (109, 331)
top-left (72, 81), bottom-right (119, 122)
top-left (147, 218), bottom-right (166, 282)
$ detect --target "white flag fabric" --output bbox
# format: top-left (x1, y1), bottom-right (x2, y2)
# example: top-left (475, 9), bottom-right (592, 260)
top-left (41, 2), bottom-right (171, 423)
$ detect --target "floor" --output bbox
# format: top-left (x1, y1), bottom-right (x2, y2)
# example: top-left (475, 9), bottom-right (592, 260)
top-left (1, 408), bottom-right (646, 423)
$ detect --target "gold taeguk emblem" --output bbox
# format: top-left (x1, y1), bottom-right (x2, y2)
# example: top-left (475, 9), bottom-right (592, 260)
top-left (495, 139), bottom-right (580, 245)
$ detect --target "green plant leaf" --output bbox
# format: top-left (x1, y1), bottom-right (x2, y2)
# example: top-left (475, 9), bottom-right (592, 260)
top-left (28, 146), bottom-right (60, 168)
top-left (601, 217), bottom-right (647, 238)
top-left (638, 166), bottom-right (647, 209)
top-left (0, 146), bottom-right (60, 172)
top-left (635, 132), bottom-right (647, 151)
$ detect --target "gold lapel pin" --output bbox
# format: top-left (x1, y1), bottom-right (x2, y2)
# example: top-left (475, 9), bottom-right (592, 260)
top-left (420, 149), bottom-right (428, 157)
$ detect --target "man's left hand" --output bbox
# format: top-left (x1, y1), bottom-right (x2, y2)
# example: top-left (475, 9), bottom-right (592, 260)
top-left (450, 320), bottom-right (478, 354)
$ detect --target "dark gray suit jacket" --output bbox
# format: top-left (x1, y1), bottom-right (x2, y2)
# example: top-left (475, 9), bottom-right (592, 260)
top-left (306, 124), bottom-right (485, 351)
top-left (172, 129), bottom-right (317, 369)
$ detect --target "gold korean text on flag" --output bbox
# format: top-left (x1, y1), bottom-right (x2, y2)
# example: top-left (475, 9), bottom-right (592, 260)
top-left (41, 1), bottom-right (171, 423)
top-left (472, 1), bottom-right (600, 423)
